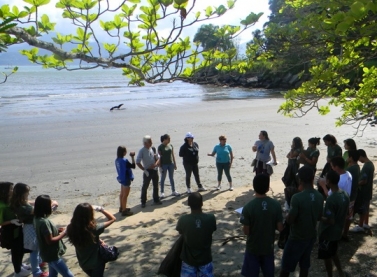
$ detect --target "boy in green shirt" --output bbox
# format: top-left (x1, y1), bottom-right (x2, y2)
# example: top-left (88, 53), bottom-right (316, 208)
top-left (318, 170), bottom-right (350, 277)
top-left (240, 173), bottom-right (283, 277)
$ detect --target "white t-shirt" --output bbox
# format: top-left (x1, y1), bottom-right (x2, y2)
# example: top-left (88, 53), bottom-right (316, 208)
top-left (328, 171), bottom-right (352, 197)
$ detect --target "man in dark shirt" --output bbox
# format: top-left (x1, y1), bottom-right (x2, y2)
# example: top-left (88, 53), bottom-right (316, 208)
top-left (176, 192), bottom-right (216, 276)
top-left (280, 166), bottom-right (324, 277)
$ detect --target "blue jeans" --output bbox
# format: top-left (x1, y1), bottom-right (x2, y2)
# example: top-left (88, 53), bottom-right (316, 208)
top-left (30, 250), bottom-right (43, 276)
top-left (241, 251), bottom-right (274, 277)
top-left (181, 261), bottom-right (214, 277)
top-left (48, 258), bottom-right (74, 277)
top-left (160, 163), bottom-right (176, 193)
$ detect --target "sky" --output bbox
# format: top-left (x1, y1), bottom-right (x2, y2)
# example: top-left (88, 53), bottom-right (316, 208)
top-left (1, 0), bottom-right (271, 45)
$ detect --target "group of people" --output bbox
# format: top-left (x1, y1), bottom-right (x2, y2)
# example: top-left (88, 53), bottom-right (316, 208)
top-left (1, 130), bottom-right (375, 277)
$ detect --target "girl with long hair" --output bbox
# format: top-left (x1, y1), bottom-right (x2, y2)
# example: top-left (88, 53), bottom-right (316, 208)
top-left (300, 137), bottom-right (321, 174)
top-left (10, 183), bottom-right (50, 277)
top-left (343, 138), bottom-right (357, 168)
top-left (282, 137), bottom-right (303, 188)
top-left (252, 130), bottom-right (278, 175)
top-left (67, 203), bottom-right (115, 277)
top-left (0, 181), bottom-right (30, 277)
top-left (33, 195), bottom-right (73, 277)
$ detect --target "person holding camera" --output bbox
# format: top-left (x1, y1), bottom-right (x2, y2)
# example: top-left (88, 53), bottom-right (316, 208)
top-left (115, 146), bottom-right (135, 216)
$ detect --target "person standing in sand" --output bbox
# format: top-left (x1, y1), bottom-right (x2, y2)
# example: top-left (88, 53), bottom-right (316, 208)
top-left (207, 135), bottom-right (234, 191)
top-left (240, 173), bottom-right (283, 277)
top-left (158, 134), bottom-right (180, 198)
top-left (136, 135), bottom-right (162, 208)
top-left (179, 132), bottom-right (207, 194)
top-left (115, 146), bottom-right (135, 216)
top-left (176, 192), bottom-right (216, 276)
top-left (252, 131), bottom-right (277, 175)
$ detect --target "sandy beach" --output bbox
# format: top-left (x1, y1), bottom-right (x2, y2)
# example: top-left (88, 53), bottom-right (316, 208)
top-left (1, 98), bottom-right (376, 276)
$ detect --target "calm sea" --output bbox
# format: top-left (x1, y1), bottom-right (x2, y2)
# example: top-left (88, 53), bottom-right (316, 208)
top-left (0, 66), bottom-right (282, 118)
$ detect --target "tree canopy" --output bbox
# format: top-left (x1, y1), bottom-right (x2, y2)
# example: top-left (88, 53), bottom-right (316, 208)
top-left (0, 0), bottom-right (261, 85)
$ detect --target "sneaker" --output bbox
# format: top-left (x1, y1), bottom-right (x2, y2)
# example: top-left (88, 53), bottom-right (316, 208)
top-left (187, 188), bottom-right (192, 194)
top-left (141, 203), bottom-right (146, 208)
top-left (198, 187), bottom-right (207, 192)
top-left (216, 186), bottom-right (221, 190)
top-left (21, 264), bottom-right (31, 270)
top-left (121, 210), bottom-right (134, 216)
top-left (14, 268), bottom-right (31, 277)
top-left (160, 193), bottom-right (165, 199)
top-left (172, 191), bottom-right (180, 196)
top-left (37, 272), bottom-right (49, 277)
top-left (153, 201), bottom-right (163, 205)
top-left (350, 225), bottom-right (364, 233)
top-left (39, 262), bottom-right (47, 269)
top-left (363, 224), bottom-right (371, 229)
top-left (229, 186), bottom-right (233, 191)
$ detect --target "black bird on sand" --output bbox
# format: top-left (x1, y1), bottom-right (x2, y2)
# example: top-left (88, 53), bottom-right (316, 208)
top-left (110, 104), bottom-right (124, 111)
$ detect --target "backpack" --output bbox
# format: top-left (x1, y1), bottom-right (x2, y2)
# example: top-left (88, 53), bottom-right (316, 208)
top-left (0, 224), bottom-right (19, 249)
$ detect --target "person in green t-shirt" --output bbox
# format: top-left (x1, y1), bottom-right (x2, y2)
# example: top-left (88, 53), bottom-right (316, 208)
top-left (351, 149), bottom-right (375, 232)
top-left (343, 150), bottom-right (360, 239)
top-left (280, 166), bottom-right (324, 277)
top-left (0, 182), bottom-right (30, 277)
top-left (342, 139), bottom-right (357, 169)
top-left (176, 192), bottom-right (216, 276)
top-left (299, 137), bottom-right (321, 174)
top-left (34, 195), bottom-right (74, 277)
top-left (67, 203), bottom-right (116, 276)
top-left (240, 173), bottom-right (283, 277)
top-left (158, 134), bottom-right (180, 198)
top-left (318, 170), bottom-right (350, 277)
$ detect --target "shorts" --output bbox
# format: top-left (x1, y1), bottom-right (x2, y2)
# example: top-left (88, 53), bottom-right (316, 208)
top-left (355, 200), bottom-right (370, 215)
top-left (318, 239), bottom-right (338, 259)
top-left (119, 180), bottom-right (132, 187)
top-left (281, 238), bottom-right (315, 272)
top-left (181, 261), bottom-right (213, 277)
top-left (241, 251), bottom-right (274, 277)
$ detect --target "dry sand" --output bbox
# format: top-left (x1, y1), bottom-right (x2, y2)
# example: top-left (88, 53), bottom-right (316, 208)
top-left (1, 98), bottom-right (376, 276)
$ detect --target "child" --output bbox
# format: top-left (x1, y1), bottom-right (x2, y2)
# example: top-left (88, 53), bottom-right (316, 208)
top-left (115, 146), bottom-right (135, 216)
top-left (66, 203), bottom-right (116, 276)
top-left (10, 183), bottom-right (49, 277)
top-left (0, 181), bottom-right (31, 277)
top-left (33, 195), bottom-right (74, 277)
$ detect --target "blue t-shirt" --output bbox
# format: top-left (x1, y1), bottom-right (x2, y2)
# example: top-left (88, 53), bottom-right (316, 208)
top-left (115, 158), bottom-right (134, 184)
top-left (212, 144), bottom-right (232, 163)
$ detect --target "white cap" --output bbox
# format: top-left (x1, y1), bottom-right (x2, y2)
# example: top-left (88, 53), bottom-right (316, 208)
top-left (185, 132), bottom-right (194, 139)
top-left (143, 135), bottom-right (151, 143)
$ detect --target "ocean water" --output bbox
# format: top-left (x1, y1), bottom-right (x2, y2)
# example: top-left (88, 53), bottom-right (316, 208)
top-left (0, 66), bottom-right (282, 118)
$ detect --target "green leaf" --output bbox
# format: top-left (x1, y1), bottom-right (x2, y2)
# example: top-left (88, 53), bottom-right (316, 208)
top-left (227, 0), bottom-right (235, 9)
top-left (205, 6), bottom-right (213, 17)
top-left (216, 5), bottom-right (227, 16)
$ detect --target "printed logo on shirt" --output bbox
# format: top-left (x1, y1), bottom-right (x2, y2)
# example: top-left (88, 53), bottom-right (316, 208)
top-left (310, 193), bottom-right (315, 201)
top-left (195, 219), bottom-right (201, 228)
top-left (262, 201), bottom-right (268, 210)
top-left (325, 209), bottom-right (332, 216)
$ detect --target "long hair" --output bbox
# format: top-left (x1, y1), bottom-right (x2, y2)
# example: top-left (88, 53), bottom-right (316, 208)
top-left (10, 183), bottom-right (30, 210)
top-left (292, 137), bottom-right (303, 150)
top-left (323, 134), bottom-right (337, 144)
top-left (343, 138), bottom-right (357, 150)
top-left (161, 134), bottom-right (170, 143)
top-left (308, 137), bottom-right (320, 146)
top-left (0, 182), bottom-right (13, 205)
top-left (66, 203), bottom-right (96, 248)
top-left (34, 195), bottom-right (52, 218)
top-left (260, 130), bottom-right (269, 140)
top-left (117, 146), bottom-right (126, 158)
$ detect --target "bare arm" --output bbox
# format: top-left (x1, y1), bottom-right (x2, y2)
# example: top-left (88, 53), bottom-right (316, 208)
top-left (207, 152), bottom-right (215, 156)
top-left (100, 208), bottom-right (116, 229)
top-left (172, 149), bottom-right (177, 170)
top-left (44, 228), bottom-right (66, 245)
top-left (136, 162), bottom-right (144, 170)
top-left (230, 151), bottom-right (234, 166)
top-left (271, 147), bottom-right (277, 165)
top-left (242, 225), bottom-right (250, 236)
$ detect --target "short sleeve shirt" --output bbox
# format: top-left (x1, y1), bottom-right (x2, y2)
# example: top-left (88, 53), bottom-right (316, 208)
top-left (289, 189), bottom-right (324, 240)
top-left (318, 190), bottom-right (349, 241)
top-left (14, 203), bottom-right (34, 224)
top-left (158, 144), bottom-right (174, 165)
top-left (136, 146), bottom-right (158, 170)
top-left (303, 147), bottom-right (320, 170)
top-left (240, 197), bottom-right (283, 255)
top-left (213, 144), bottom-right (232, 163)
top-left (75, 223), bottom-right (105, 270)
top-left (359, 161), bottom-right (375, 201)
top-left (0, 201), bottom-right (20, 239)
top-left (328, 171), bottom-right (352, 197)
top-left (327, 144), bottom-right (342, 160)
top-left (346, 164), bottom-right (360, 201)
top-left (176, 213), bottom-right (216, 267)
top-left (255, 140), bottom-right (274, 162)
top-left (34, 217), bottom-right (67, 262)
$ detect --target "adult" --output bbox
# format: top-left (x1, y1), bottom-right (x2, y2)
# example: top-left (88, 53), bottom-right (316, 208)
top-left (136, 135), bottom-right (162, 208)
top-left (252, 131), bottom-right (277, 175)
top-left (318, 170), bottom-right (350, 277)
top-left (240, 174), bottom-right (283, 277)
top-left (351, 149), bottom-right (375, 232)
top-left (342, 139), bottom-right (357, 168)
top-left (280, 166), bottom-right (324, 277)
top-left (0, 182), bottom-right (31, 277)
top-left (299, 137), bottom-right (321, 174)
top-left (67, 203), bottom-right (116, 277)
top-left (207, 135), bottom-right (234, 191)
top-left (158, 134), bottom-right (180, 198)
top-left (321, 134), bottom-right (342, 178)
top-left (319, 157), bottom-right (352, 198)
top-left (179, 132), bottom-right (206, 194)
top-left (176, 192), bottom-right (216, 276)
top-left (282, 137), bottom-right (303, 188)
top-left (343, 150), bottom-right (360, 239)
top-left (115, 145), bottom-right (135, 216)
